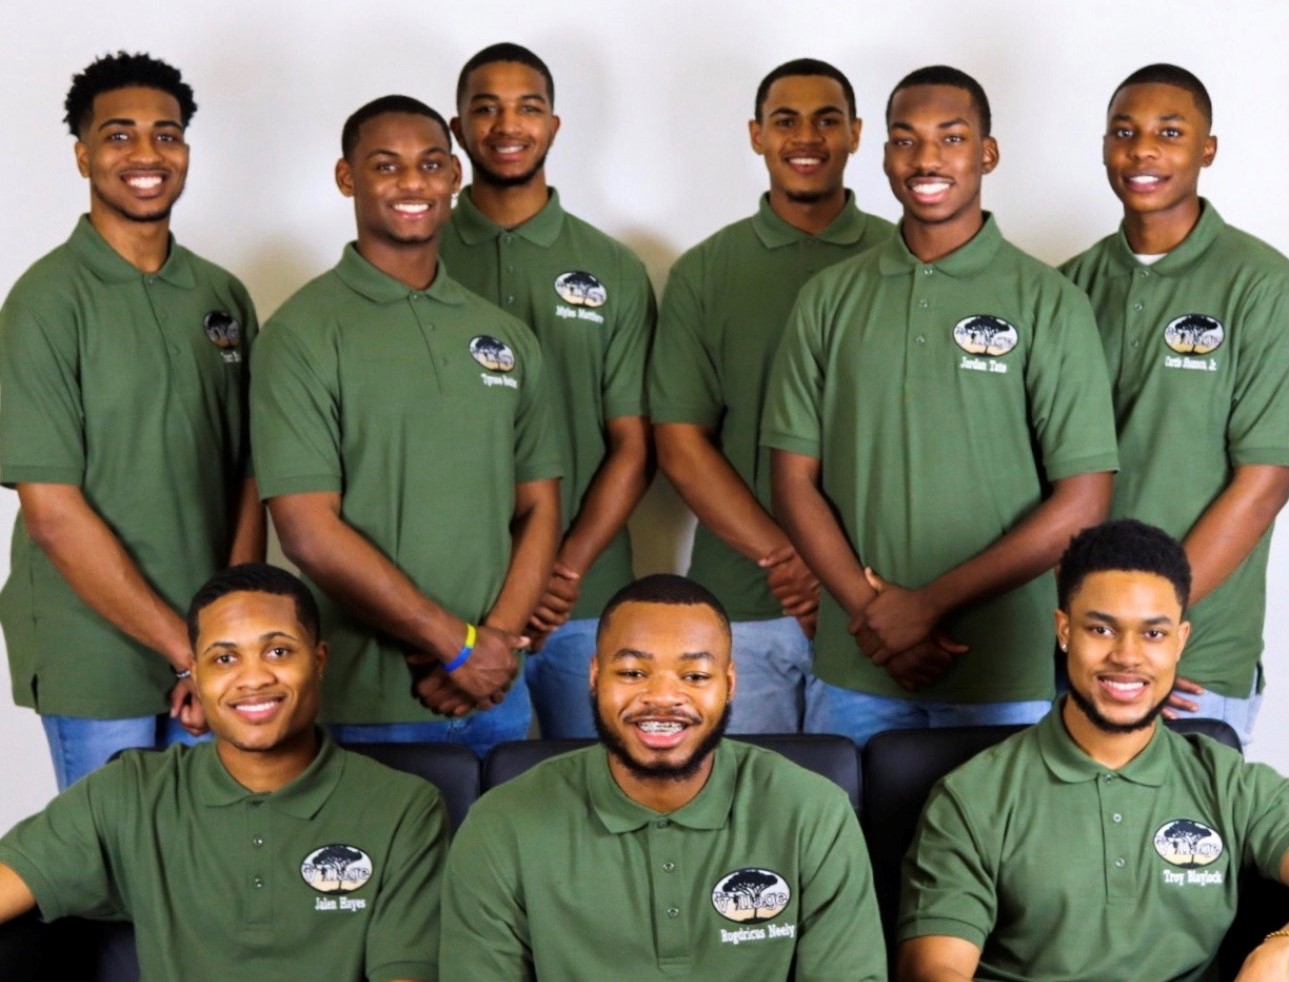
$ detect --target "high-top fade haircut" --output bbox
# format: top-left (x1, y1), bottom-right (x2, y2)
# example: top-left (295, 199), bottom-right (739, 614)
top-left (754, 58), bottom-right (857, 122)
top-left (187, 563), bottom-right (322, 648)
top-left (597, 574), bottom-right (731, 646)
top-left (64, 51), bottom-right (197, 138)
top-left (886, 64), bottom-right (992, 137)
top-left (1110, 63), bottom-right (1212, 127)
top-left (456, 42), bottom-right (555, 109)
top-left (1057, 519), bottom-right (1192, 616)
top-left (340, 94), bottom-right (451, 160)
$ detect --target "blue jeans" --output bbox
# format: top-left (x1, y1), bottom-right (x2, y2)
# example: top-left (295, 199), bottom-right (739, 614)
top-left (42, 713), bottom-right (205, 791)
top-left (727, 617), bottom-right (820, 734)
top-left (329, 681), bottom-right (532, 759)
top-left (1172, 670), bottom-right (1263, 749)
top-left (524, 618), bottom-right (597, 738)
top-left (806, 679), bottom-right (1052, 748)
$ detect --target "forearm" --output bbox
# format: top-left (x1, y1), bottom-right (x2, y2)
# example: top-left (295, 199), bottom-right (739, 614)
top-left (556, 417), bottom-right (651, 576)
top-left (0, 863), bottom-right (37, 924)
top-left (487, 479), bottom-right (561, 635)
top-left (227, 477), bottom-right (267, 566)
top-left (896, 938), bottom-right (982, 982)
top-left (658, 423), bottom-right (791, 561)
top-left (1183, 464), bottom-right (1289, 605)
top-left (269, 493), bottom-right (465, 663)
top-left (18, 483), bottom-right (190, 669)
top-left (921, 471), bottom-right (1112, 620)
top-left (770, 450), bottom-right (872, 617)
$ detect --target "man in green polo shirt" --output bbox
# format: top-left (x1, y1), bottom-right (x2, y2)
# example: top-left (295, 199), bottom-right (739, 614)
top-left (0, 52), bottom-right (264, 790)
top-left (441, 573), bottom-right (886, 981)
top-left (649, 58), bottom-right (893, 735)
top-left (0, 563), bottom-right (445, 982)
top-left (251, 95), bottom-right (562, 758)
top-left (441, 43), bottom-right (654, 739)
top-left (763, 66), bottom-right (1117, 747)
top-left (1062, 65), bottom-right (1289, 749)
top-left (898, 520), bottom-right (1289, 982)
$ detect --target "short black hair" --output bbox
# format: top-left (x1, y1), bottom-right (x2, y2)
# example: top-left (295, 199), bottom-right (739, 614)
top-left (754, 58), bottom-right (857, 122)
top-left (597, 574), bottom-right (731, 645)
top-left (187, 563), bottom-right (321, 648)
top-left (341, 94), bottom-right (451, 160)
top-left (64, 51), bottom-right (197, 138)
top-left (886, 64), bottom-right (992, 137)
top-left (456, 42), bottom-right (555, 110)
top-left (1110, 63), bottom-right (1212, 127)
top-left (1057, 520), bottom-right (1192, 615)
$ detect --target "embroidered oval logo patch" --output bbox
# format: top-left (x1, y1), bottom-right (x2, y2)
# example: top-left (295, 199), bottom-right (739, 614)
top-left (1153, 819), bottom-right (1224, 868)
top-left (553, 270), bottom-right (607, 308)
top-left (1163, 314), bottom-right (1225, 355)
top-left (300, 843), bottom-right (373, 894)
top-left (469, 335), bottom-right (516, 373)
top-left (952, 314), bottom-right (1018, 356)
top-left (711, 867), bottom-right (791, 923)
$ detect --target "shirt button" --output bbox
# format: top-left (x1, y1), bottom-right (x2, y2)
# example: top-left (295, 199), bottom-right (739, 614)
top-left (1133, 302), bottom-right (1144, 311)
top-left (1112, 814), bottom-right (1123, 824)
top-left (252, 836), bottom-right (265, 847)
top-left (916, 335), bottom-right (926, 344)
top-left (145, 275), bottom-right (157, 285)
top-left (923, 267), bottom-right (934, 277)
top-left (1114, 858), bottom-right (1126, 869)
top-left (654, 820), bottom-right (668, 829)
top-left (1140, 269), bottom-right (1151, 278)
top-left (918, 299), bottom-right (929, 308)
top-left (1103, 773), bottom-right (1115, 782)
top-left (1131, 340), bottom-right (1140, 348)
top-left (253, 877), bottom-right (265, 889)
top-left (169, 344), bottom-right (180, 354)
top-left (506, 295), bottom-right (516, 305)
top-left (506, 265), bottom-right (516, 273)
top-left (667, 907), bottom-right (680, 918)
top-left (662, 862), bottom-right (676, 872)
top-left (502, 233), bottom-right (513, 244)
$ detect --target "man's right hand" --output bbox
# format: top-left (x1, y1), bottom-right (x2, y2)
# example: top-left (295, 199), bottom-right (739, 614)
top-left (406, 624), bottom-right (525, 710)
top-left (759, 545), bottom-right (820, 619)
top-left (883, 633), bottom-right (966, 691)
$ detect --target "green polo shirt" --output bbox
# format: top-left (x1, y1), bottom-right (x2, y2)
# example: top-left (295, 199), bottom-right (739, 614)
top-left (442, 189), bottom-right (655, 618)
top-left (441, 740), bottom-right (885, 981)
top-left (0, 734), bottom-right (446, 982)
top-left (251, 246), bottom-right (562, 723)
top-left (650, 193), bottom-right (894, 620)
top-left (899, 704), bottom-right (1289, 981)
top-left (0, 216), bottom-right (257, 717)
top-left (1062, 202), bottom-right (1289, 697)
top-left (762, 216), bottom-right (1118, 702)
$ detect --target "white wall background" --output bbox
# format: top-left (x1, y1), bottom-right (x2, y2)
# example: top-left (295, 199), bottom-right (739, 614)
top-left (2, 0), bottom-right (1287, 826)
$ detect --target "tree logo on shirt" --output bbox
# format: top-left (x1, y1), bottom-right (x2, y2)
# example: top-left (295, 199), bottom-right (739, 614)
top-left (203, 310), bottom-right (242, 363)
top-left (300, 843), bottom-right (373, 894)
top-left (553, 270), bottom-right (607, 308)
top-left (952, 314), bottom-right (1018, 356)
top-left (711, 867), bottom-right (791, 923)
top-left (469, 335), bottom-right (517, 372)
top-left (1163, 314), bottom-right (1225, 355)
top-left (1153, 819), bottom-right (1224, 868)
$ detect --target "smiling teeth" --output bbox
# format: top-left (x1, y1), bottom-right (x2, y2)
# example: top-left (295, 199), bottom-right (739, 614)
top-left (393, 203), bottom-right (428, 214)
top-left (1104, 679), bottom-right (1145, 691)
top-left (915, 181), bottom-right (950, 194)
top-left (1127, 176), bottom-right (1161, 185)
top-left (638, 720), bottom-right (684, 733)
top-left (127, 176), bottom-right (162, 188)
top-left (789, 156), bottom-right (822, 165)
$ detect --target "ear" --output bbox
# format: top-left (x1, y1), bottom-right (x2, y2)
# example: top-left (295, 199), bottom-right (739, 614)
top-left (335, 157), bottom-right (354, 198)
top-left (749, 118), bottom-right (765, 156)
top-left (1175, 619), bottom-right (1192, 656)
top-left (981, 135), bottom-right (1000, 175)
top-left (1053, 608), bottom-right (1071, 654)
top-left (450, 154), bottom-right (463, 195)
top-left (549, 113), bottom-right (561, 144)
top-left (725, 653), bottom-right (737, 703)
top-left (588, 652), bottom-right (599, 690)
top-left (449, 116), bottom-right (464, 145)
top-left (74, 140), bottom-right (90, 179)
top-left (1201, 134), bottom-right (1217, 168)
top-left (314, 640), bottom-right (330, 676)
top-left (848, 117), bottom-right (862, 154)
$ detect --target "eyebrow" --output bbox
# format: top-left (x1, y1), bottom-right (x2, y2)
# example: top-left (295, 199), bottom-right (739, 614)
top-left (609, 648), bottom-right (717, 663)
top-left (1110, 111), bottom-right (1186, 123)
top-left (469, 92), bottom-right (548, 105)
top-left (1084, 610), bottom-right (1174, 627)
top-left (97, 117), bottom-right (182, 132)
top-left (769, 105), bottom-right (846, 117)
top-left (202, 630), bottom-right (300, 655)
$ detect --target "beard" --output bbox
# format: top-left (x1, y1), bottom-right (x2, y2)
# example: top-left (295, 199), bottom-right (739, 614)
top-left (591, 694), bottom-right (731, 783)
top-left (785, 188), bottom-right (829, 204)
top-left (464, 145), bottom-right (549, 190)
top-left (1067, 684), bottom-right (1170, 734)
top-left (92, 181), bottom-right (180, 224)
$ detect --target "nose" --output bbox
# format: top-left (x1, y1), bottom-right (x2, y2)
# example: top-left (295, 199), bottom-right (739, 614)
top-left (1111, 632), bottom-right (1145, 668)
top-left (236, 654), bottom-right (277, 689)
top-left (1128, 132), bottom-right (1159, 160)
top-left (641, 671), bottom-right (685, 707)
top-left (913, 138), bottom-right (943, 171)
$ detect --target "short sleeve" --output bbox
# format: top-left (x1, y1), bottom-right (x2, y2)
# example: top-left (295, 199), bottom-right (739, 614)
top-left (759, 282), bottom-right (827, 459)
top-left (649, 252), bottom-right (723, 427)
top-left (1227, 281), bottom-right (1289, 467)
top-left (0, 300), bottom-right (86, 487)
top-left (512, 338), bottom-right (564, 485)
top-left (250, 318), bottom-right (343, 498)
top-left (897, 780), bottom-right (996, 949)
top-left (365, 786), bottom-right (449, 982)
top-left (600, 255), bottom-right (655, 421)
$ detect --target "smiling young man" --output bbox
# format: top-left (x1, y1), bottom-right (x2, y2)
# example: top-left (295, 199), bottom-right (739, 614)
top-left (0, 563), bottom-right (446, 982)
top-left (0, 52), bottom-right (264, 790)
top-left (897, 520), bottom-right (1289, 982)
top-left (1062, 65), bottom-right (1289, 748)
top-left (439, 43), bottom-right (655, 740)
top-left (762, 66), bottom-right (1118, 747)
top-left (251, 96), bottom-right (562, 757)
top-left (440, 573), bottom-right (885, 981)
top-left (649, 59), bottom-right (894, 735)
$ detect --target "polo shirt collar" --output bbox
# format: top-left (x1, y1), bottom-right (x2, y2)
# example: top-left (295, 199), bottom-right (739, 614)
top-left (334, 242), bottom-right (467, 306)
top-left (451, 186), bottom-right (566, 248)
top-left (196, 730), bottom-right (347, 818)
top-left (1037, 698), bottom-right (1170, 787)
top-left (67, 214), bottom-right (195, 289)
top-left (1107, 198), bottom-right (1225, 277)
top-left (878, 211), bottom-right (1003, 278)
top-left (750, 190), bottom-right (870, 249)
top-left (589, 742), bottom-right (736, 834)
